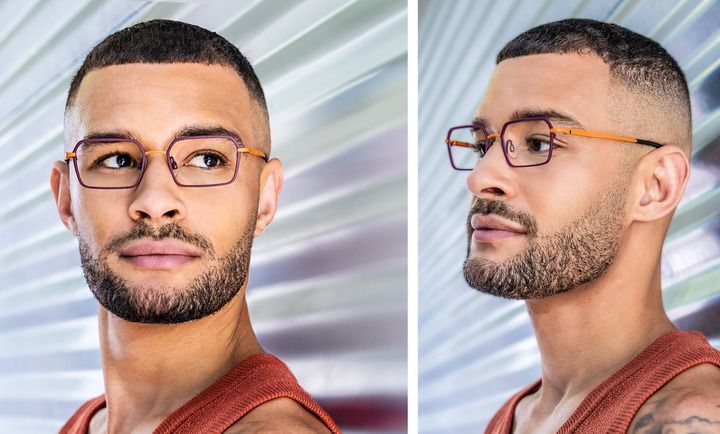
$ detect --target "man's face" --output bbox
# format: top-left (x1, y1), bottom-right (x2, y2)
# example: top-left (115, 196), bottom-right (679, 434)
top-left (60, 63), bottom-right (268, 323)
top-left (463, 53), bottom-right (633, 299)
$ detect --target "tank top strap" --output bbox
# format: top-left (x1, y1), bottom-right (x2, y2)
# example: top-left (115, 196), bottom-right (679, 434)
top-left (560, 330), bottom-right (720, 433)
top-left (153, 353), bottom-right (339, 434)
top-left (484, 380), bottom-right (541, 434)
top-left (58, 394), bottom-right (106, 434)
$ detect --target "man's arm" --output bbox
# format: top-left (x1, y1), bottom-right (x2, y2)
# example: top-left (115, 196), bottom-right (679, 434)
top-left (629, 364), bottom-right (720, 434)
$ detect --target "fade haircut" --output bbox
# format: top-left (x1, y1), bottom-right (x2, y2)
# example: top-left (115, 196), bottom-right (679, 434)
top-left (497, 18), bottom-right (691, 153)
top-left (64, 19), bottom-right (270, 151)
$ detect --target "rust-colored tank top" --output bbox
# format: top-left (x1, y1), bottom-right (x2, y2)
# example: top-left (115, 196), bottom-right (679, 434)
top-left (58, 353), bottom-right (340, 434)
top-left (485, 330), bottom-right (720, 434)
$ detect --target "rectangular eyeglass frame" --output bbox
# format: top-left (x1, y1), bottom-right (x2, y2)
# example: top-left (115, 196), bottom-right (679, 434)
top-left (64, 134), bottom-right (268, 189)
top-left (445, 116), bottom-right (664, 171)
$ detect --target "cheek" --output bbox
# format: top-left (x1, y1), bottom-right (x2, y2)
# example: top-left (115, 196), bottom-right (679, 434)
top-left (74, 191), bottom-right (124, 236)
top-left (72, 192), bottom-right (131, 259)
top-left (191, 187), bottom-right (257, 252)
top-left (522, 163), bottom-right (602, 234)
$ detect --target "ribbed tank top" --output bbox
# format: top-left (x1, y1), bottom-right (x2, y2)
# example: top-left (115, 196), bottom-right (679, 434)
top-left (485, 330), bottom-right (720, 434)
top-left (58, 353), bottom-right (340, 434)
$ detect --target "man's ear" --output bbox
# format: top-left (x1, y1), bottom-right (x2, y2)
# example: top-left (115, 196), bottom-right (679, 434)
top-left (254, 158), bottom-right (283, 237)
top-left (50, 160), bottom-right (78, 237)
top-left (630, 145), bottom-right (690, 223)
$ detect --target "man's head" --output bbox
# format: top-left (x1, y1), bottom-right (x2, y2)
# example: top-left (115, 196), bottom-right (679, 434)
top-left (462, 19), bottom-right (691, 299)
top-left (51, 20), bottom-right (283, 323)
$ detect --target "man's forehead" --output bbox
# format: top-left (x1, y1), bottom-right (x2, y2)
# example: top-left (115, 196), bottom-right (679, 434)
top-left (471, 108), bottom-right (586, 130)
top-left (490, 52), bottom-right (611, 85)
top-left (67, 63), bottom-right (254, 146)
top-left (475, 53), bottom-right (612, 128)
top-left (75, 63), bottom-right (251, 103)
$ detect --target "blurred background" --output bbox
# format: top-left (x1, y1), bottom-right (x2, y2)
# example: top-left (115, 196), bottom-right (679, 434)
top-left (0, 1), bottom-right (407, 433)
top-left (419, 0), bottom-right (720, 432)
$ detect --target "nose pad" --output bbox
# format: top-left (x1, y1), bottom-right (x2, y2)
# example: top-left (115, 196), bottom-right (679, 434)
top-left (506, 139), bottom-right (517, 159)
top-left (170, 156), bottom-right (178, 170)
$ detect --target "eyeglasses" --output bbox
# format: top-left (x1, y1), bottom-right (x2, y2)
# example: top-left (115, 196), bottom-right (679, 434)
top-left (445, 116), bottom-right (663, 171)
top-left (64, 135), bottom-right (268, 189)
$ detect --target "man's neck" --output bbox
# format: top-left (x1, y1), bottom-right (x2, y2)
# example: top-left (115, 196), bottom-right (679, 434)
top-left (521, 234), bottom-right (675, 425)
top-left (528, 277), bottom-right (673, 399)
top-left (97, 293), bottom-right (263, 434)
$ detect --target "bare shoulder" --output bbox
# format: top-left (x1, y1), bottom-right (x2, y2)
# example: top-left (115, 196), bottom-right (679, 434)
top-left (628, 363), bottom-right (720, 434)
top-left (223, 397), bottom-right (332, 434)
top-left (88, 407), bottom-right (107, 434)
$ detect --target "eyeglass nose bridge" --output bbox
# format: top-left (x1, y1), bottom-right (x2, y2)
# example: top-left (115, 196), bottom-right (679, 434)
top-left (486, 132), bottom-right (500, 145)
top-left (138, 149), bottom-right (174, 171)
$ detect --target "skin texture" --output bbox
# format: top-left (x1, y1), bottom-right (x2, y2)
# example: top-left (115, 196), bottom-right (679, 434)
top-left (463, 182), bottom-right (627, 299)
top-left (50, 63), bottom-right (329, 433)
top-left (462, 53), bottom-right (720, 433)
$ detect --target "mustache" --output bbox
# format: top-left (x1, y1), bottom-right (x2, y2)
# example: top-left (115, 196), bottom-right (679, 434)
top-left (467, 199), bottom-right (538, 237)
top-left (104, 221), bottom-right (217, 259)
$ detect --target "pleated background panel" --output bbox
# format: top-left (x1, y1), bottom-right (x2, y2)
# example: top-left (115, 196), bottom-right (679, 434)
top-left (0, 1), bottom-right (407, 433)
top-left (419, 0), bottom-right (720, 432)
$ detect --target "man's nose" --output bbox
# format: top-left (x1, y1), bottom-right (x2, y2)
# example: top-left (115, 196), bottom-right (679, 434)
top-left (466, 140), bottom-right (516, 201)
top-left (127, 152), bottom-right (186, 225)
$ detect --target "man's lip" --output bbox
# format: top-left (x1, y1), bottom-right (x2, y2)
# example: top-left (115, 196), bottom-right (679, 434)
top-left (470, 214), bottom-right (527, 233)
top-left (120, 254), bottom-right (198, 270)
top-left (119, 240), bottom-right (202, 257)
top-left (472, 229), bottom-right (524, 243)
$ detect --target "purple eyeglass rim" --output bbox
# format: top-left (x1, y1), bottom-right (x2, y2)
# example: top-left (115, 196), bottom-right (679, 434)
top-left (445, 116), bottom-right (555, 171)
top-left (65, 134), bottom-right (268, 189)
top-left (445, 115), bottom-right (663, 171)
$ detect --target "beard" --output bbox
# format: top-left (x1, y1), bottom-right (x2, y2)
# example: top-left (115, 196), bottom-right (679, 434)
top-left (78, 221), bottom-right (254, 324)
top-left (463, 184), bottom-right (627, 300)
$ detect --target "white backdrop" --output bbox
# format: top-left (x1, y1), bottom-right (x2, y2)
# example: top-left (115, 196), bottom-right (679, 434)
top-left (0, 1), bottom-right (408, 433)
top-left (419, 0), bottom-right (720, 432)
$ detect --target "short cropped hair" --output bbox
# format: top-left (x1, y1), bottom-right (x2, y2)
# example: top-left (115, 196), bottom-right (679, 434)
top-left (65, 19), bottom-right (270, 149)
top-left (497, 18), bottom-right (691, 150)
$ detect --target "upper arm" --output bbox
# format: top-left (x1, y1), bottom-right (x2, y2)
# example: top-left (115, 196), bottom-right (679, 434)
top-left (223, 397), bottom-right (331, 434)
top-left (628, 363), bottom-right (720, 434)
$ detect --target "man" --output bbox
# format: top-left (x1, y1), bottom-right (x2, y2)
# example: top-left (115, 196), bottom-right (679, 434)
top-left (444, 19), bottom-right (720, 433)
top-left (50, 20), bottom-right (339, 433)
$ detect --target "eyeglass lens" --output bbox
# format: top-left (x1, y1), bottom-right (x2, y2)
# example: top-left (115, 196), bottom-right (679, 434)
top-left (448, 119), bottom-right (553, 169)
top-left (74, 137), bottom-right (239, 188)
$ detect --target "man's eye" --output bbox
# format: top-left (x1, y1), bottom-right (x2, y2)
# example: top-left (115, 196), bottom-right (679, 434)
top-left (472, 142), bottom-right (487, 156)
top-left (99, 153), bottom-right (137, 169)
top-left (187, 151), bottom-right (228, 169)
top-left (527, 137), bottom-right (553, 153)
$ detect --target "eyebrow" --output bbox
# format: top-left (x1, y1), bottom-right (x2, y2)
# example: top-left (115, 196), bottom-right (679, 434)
top-left (176, 125), bottom-right (244, 143)
top-left (82, 129), bottom-right (139, 141)
top-left (82, 125), bottom-right (244, 144)
top-left (472, 108), bottom-right (585, 130)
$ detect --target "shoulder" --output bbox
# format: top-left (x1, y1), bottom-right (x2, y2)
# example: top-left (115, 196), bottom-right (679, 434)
top-left (87, 407), bottom-right (107, 434)
top-left (223, 397), bottom-right (332, 434)
top-left (628, 363), bottom-right (720, 433)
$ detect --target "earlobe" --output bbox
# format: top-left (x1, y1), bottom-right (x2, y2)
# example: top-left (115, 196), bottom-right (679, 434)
top-left (50, 161), bottom-right (78, 237)
top-left (254, 159), bottom-right (283, 237)
top-left (632, 146), bottom-right (689, 222)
